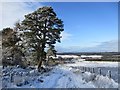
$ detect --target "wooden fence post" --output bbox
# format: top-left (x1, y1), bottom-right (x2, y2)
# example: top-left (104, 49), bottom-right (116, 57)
top-left (10, 72), bottom-right (13, 82)
top-left (92, 68), bottom-right (95, 73)
top-left (107, 70), bottom-right (111, 78)
top-left (83, 67), bottom-right (84, 72)
top-left (84, 67), bottom-right (86, 72)
top-left (98, 68), bottom-right (101, 75)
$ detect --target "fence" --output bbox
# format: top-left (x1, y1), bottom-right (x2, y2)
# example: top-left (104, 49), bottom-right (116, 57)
top-left (71, 66), bottom-right (112, 78)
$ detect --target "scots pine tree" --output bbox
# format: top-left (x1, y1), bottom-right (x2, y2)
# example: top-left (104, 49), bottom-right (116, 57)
top-left (21, 6), bottom-right (64, 71)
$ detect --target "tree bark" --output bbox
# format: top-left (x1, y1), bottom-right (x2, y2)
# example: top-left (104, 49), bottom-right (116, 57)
top-left (37, 42), bottom-right (45, 71)
top-left (37, 19), bottom-right (47, 72)
top-left (37, 46), bottom-right (45, 71)
top-left (37, 58), bottom-right (42, 71)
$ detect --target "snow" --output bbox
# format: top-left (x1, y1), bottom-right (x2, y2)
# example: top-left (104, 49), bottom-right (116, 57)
top-left (93, 75), bottom-right (118, 88)
top-left (66, 60), bottom-right (118, 67)
top-left (81, 55), bottom-right (102, 58)
top-left (57, 55), bottom-right (80, 59)
top-left (1, 62), bottom-right (118, 88)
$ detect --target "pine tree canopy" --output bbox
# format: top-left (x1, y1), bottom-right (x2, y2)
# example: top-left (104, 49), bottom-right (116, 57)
top-left (21, 6), bottom-right (64, 69)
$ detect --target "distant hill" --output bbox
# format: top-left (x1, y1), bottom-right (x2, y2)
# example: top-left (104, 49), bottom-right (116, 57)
top-left (57, 52), bottom-right (120, 55)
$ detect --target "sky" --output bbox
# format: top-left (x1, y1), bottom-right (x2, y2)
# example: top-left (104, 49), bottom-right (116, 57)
top-left (0, 2), bottom-right (118, 52)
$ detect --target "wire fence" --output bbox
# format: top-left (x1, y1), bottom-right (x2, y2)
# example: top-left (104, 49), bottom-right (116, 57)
top-left (71, 66), bottom-right (116, 79)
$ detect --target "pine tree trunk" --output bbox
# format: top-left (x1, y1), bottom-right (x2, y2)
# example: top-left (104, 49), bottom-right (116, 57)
top-left (37, 44), bottom-right (45, 71)
top-left (37, 19), bottom-right (47, 72)
top-left (37, 50), bottom-right (41, 71)
top-left (37, 58), bottom-right (42, 71)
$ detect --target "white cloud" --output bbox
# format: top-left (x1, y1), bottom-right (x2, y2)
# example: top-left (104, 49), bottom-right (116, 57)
top-left (61, 31), bottom-right (72, 41)
top-left (56, 40), bottom-right (118, 52)
top-left (1, 0), bottom-right (38, 2)
top-left (0, 3), bottom-right (2, 30)
top-left (93, 40), bottom-right (118, 52)
top-left (0, 2), bottom-right (42, 30)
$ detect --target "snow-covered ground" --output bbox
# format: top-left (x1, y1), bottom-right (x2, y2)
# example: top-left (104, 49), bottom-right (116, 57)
top-left (66, 60), bottom-right (118, 83)
top-left (57, 55), bottom-right (80, 59)
top-left (66, 60), bottom-right (118, 67)
top-left (1, 59), bottom-right (118, 88)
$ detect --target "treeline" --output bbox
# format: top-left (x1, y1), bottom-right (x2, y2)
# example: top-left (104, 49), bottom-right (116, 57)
top-left (58, 52), bottom-right (120, 62)
top-left (58, 52), bottom-right (120, 56)
top-left (2, 6), bottom-right (64, 71)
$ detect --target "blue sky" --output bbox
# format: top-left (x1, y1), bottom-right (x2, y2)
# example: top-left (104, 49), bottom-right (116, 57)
top-left (43, 2), bottom-right (118, 52)
top-left (1, 2), bottom-right (118, 52)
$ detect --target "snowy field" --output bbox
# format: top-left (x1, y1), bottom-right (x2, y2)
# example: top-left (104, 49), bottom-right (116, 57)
top-left (1, 59), bottom-right (119, 89)
top-left (66, 60), bottom-right (118, 83)
top-left (66, 60), bottom-right (118, 67)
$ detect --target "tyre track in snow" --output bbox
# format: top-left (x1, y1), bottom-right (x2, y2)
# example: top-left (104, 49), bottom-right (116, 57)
top-left (55, 72), bottom-right (77, 88)
top-left (46, 65), bottom-right (95, 88)
top-left (39, 66), bottom-right (77, 88)
top-left (40, 68), bottom-right (63, 88)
